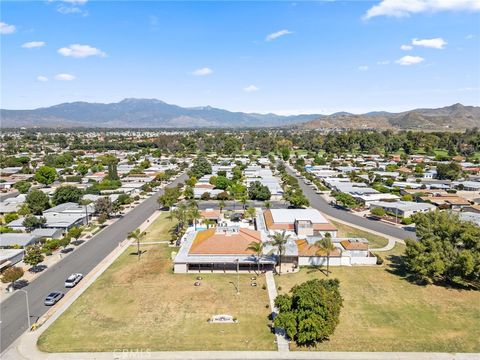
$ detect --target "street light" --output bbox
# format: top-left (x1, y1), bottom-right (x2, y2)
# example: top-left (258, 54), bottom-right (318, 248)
top-left (18, 289), bottom-right (31, 329)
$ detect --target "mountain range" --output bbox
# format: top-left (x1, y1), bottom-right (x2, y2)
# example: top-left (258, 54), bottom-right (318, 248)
top-left (1, 99), bottom-right (479, 130)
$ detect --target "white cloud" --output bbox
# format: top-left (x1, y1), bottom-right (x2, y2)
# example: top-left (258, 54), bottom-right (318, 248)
top-left (243, 85), bottom-right (259, 92)
top-left (22, 41), bottom-right (46, 49)
top-left (266, 29), bottom-right (293, 41)
top-left (412, 37), bottom-right (447, 49)
top-left (192, 67), bottom-right (213, 76)
top-left (58, 44), bottom-right (106, 58)
top-left (55, 0), bottom-right (88, 15)
top-left (364, 0), bottom-right (480, 19)
top-left (400, 44), bottom-right (413, 50)
top-left (377, 60), bottom-right (390, 65)
top-left (55, 73), bottom-right (76, 81)
top-left (358, 65), bottom-right (369, 71)
top-left (37, 76), bottom-right (48, 82)
top-left (466, 34), bottom-right (475, 39)
top-left (395, 55), bottom-right (425, 65)
top-left (0, 22), bottom-right (16, 34)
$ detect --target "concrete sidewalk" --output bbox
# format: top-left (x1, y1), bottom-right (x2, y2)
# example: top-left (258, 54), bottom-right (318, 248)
top-left (265, 271), bottom-right (290, 352)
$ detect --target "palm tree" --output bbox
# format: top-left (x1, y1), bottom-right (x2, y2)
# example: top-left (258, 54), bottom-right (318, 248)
top-left (240, 196), bottom-right (248, 210)
top-left (128, 228), bottom-right (146, 260)
top-left (203, 218), bottom-right (215, 229)
top-left (245, 206), bottom-right (256, 225)
top-left (313, 233), bottom-right (336, 276)
top-left (219, 200), bottom-right (226, 213)
top-left (246, 240), bottom-right (264, 274)
top-left (189, 206), bottom-right (202, 231)
top-left (268, 230), bottom-right (291, 275)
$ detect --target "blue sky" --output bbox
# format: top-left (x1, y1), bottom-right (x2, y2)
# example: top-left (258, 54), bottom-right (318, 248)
top-left (1, 0), bottom-right (479, 114)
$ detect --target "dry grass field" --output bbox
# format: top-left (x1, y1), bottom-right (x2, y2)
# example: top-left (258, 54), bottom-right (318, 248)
top-left (38, 215), bottom-right (275, 352)
top-left (276, 244), bottom-right (480, 352)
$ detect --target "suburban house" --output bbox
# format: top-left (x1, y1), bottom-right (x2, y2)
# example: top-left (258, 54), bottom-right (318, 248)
top-left (0, 233), bottom-right (41, 248)
top-left (193, 183), bottom-right (223, 199)
top-left (200, 209), bottom-right (221, 224)
top-left (420, 195), bottom-right (471, 210)
top-left (31, 228), bottom-right (63, 240)
top-left (369, 201), bottom-right (436, 218)
top-left (0, 249), bottom-right (24, 271)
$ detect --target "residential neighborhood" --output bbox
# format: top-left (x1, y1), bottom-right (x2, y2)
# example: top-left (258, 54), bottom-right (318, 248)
top-left (1, 1), bottom-right (479, 359)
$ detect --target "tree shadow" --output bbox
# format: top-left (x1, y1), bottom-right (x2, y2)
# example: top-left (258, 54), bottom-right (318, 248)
top-left (129, 250), bottom-right (147, 256)
top-left (386, 254), bottom-right (429, 287)
top-left (386, 254), bottom-right (477, 290)
top-left (305, 265), bottom-right (327, 276)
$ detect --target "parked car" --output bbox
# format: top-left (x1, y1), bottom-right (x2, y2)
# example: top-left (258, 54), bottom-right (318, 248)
top-left (44, 291), bottom-right (64, 306)
top-left (65, 273), bottom-right (83, 288)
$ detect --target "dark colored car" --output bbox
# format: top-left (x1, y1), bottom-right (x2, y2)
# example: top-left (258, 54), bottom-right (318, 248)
top-left (44, 291), bottom-right (64, 306)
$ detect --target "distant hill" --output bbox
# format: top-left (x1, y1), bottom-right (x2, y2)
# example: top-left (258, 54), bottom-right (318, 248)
top-left (0, 98), bottom-right (320, 128)
top-left (296, 104), bottom-right (480, 130)
top-left (1, 100), bottom-right (478, 129)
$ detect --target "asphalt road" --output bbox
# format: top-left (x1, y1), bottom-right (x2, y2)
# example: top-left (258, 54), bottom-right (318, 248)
top-left (197, 200), bottom-right (287, 211)
top-left (286, 166), bottom-right (417, 241)
top-left (0, 173), bottom-right (187, 353)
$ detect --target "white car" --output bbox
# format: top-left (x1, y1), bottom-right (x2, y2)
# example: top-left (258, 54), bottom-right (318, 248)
top-left (65, 273), bottom-right (83, 288)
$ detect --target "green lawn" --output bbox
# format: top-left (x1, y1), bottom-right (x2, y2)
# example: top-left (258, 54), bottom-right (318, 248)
top-left (331, 220), bottom-right (389, 249)
top-left (38, 219), bottom-right (275, 352)
top-left (276, 244), bottom-right (480, 352)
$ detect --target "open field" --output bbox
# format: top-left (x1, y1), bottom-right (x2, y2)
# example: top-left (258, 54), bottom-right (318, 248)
top-left (331, 220), bottom-right (389, 248)
top-left (38, 218), bottom-right (275, 352)
top-left (276, 244), bottom-right (480, 352)
top-left (140, 211), bottom-right (177, 242)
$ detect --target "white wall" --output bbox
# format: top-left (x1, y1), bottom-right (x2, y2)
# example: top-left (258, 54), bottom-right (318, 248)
top-left (298, 256), bottom-right (342, 267)
top-left (174, 263), bottom-right (187, 273)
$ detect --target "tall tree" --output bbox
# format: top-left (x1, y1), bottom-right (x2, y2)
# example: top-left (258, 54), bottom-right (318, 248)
top-left (26, 189), bottom-right (50, 215)
top-left (128, 228), bottom-right (146, 260)
top-left (22, 216), bottom-right (46, 231)
top-left (274, 279), bottom-right (343, 346)
top-left (246, 240), bottom-right (264, 273)
top-left (52, 185), bottom-right (84, 205)
top-left (404, 211), bottom-right (480, 288)
top-left (23, 244), bottom-right (44, 267)
top-left (313, 233), bottom-right (336, 276)
top-left (34, 166), bottom-right (56, 186)
top-left (268, 230), bottom-right (291, 275)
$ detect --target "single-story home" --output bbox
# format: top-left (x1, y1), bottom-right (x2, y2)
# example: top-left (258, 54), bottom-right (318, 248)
top-left (174, 226), bottom-right (276, 273)
top-left (31, 228), bottom-right (63, 239)
top-left (0, 233), bottom-right (41, 248)
top-left (370, 201), bottom-right (436, 218)
top-left (0, 248), bottom-right (25, 271)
